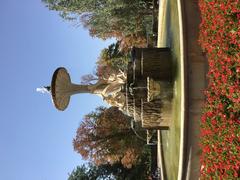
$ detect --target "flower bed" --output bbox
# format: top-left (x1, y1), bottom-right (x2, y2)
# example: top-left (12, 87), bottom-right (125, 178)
top-left (198, 0), bottom-right (240, 178)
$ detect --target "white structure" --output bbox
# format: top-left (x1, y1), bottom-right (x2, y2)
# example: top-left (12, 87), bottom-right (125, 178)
top-left (44, 67), bottom-right (126, 111)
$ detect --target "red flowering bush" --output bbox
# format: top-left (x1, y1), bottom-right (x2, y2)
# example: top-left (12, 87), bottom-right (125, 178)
top-left (198, 0), bottom-right (240, 178)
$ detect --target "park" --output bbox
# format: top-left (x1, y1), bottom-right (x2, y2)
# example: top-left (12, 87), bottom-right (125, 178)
top-left (40, 0), bottom-right (239, 179)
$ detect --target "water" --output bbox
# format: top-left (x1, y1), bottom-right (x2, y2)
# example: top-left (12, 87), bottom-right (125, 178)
top-left (36, 87), bottom-right (50, 94)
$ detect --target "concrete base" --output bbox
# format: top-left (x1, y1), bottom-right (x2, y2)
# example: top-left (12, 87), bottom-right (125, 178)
top-left (157, 0), bottom-right (208, 179)
top-left (178, 0), bottom-right (208, 179)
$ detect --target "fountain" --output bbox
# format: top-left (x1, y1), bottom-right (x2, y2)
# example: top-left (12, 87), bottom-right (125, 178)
top-left (41, 47), bottom-right (173, 129)
top-left (126, 47), bottom-right (173, 129)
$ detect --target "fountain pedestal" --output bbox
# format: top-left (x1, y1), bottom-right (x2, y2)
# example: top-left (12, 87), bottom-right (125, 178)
top-left (126, 48), bottom-right (173, 129)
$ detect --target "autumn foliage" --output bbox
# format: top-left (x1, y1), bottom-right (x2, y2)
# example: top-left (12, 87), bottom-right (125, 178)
top-left (42, 0), bottom-right (156, 50)
top-left (73, 106), bottom-right (146, 168)
top-left (96, 42), bottom-right (128, 79)
top-left (198, 0), bottom-right (240, 178)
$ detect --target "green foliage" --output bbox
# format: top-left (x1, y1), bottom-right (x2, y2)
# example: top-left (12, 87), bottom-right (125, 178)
top-left (68, 149), bottom-right (152, 180)
top-left (42, 0), bottom-right (154, 47)
top-left (96, 42), bottom-right (128, 79)
top-left (68, 165), bottom-right (89, 180)
top-left (80, 0), bottom-right (148, 38)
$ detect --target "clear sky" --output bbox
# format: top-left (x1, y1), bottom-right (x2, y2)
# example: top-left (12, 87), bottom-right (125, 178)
top-left (0, 1), bottom-right (113, 180)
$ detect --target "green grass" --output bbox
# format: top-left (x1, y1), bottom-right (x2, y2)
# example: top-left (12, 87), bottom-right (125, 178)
top-left (158, 0), bottom-right (182, 179)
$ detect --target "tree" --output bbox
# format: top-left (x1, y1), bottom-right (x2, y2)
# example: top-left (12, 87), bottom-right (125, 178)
top-left (68, 163), bottom-right (114, 180)
top-left (42, 0), bottom-right (154, 49)
top-left (68, 163), bottom-right (119, 180)
top-left (80, 74), bottom-right (98, 85)
top-left (78, 42), bottom-right (128, 84)
top-left (68, 165), bottom-right (89, 180)
top-left (73, 106), bottom-right (146, 168)
top-left (68, 153), bottom-right (152, 180)
top-left (96, 42), bottom-right (128, 79)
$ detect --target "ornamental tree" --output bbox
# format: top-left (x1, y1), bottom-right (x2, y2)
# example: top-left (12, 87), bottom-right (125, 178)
top-left (73, 106), bottom-right (146, 168)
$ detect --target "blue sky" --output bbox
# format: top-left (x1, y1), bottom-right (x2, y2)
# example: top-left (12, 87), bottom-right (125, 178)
top-left (0, 1), bottom-right (113, 180)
